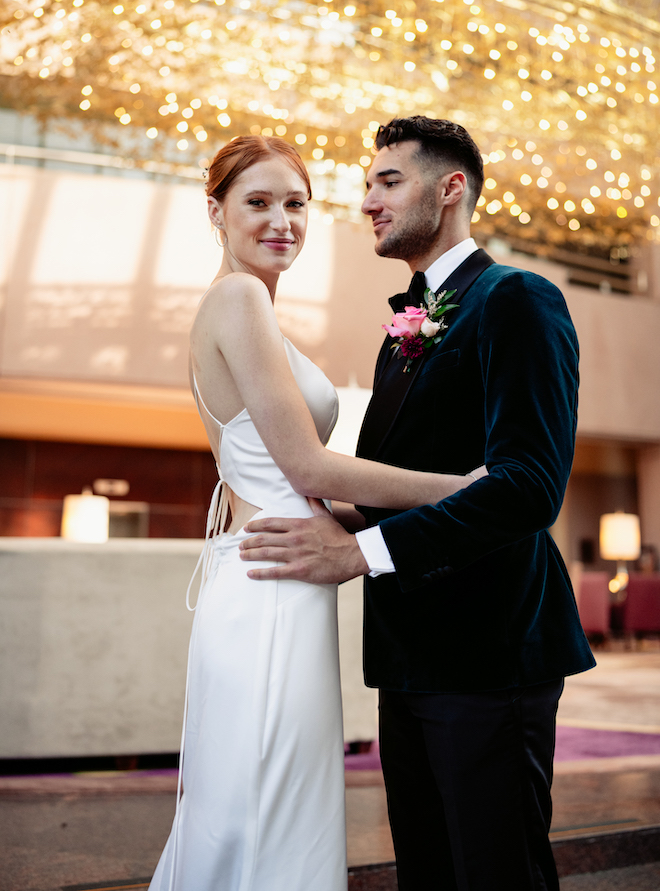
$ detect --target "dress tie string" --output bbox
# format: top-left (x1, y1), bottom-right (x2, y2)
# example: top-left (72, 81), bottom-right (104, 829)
top-left (185, 471), bottom-right (229, 611)
top-left (168, 472), bottom-right (228, 890)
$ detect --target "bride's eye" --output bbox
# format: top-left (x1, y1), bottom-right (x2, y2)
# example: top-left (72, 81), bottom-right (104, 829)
top-left (248, 198), bottom-right (266, 207)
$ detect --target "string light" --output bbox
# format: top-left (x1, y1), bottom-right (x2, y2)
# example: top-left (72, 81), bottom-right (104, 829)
top-left (0, 0), bottom-right (658, 251)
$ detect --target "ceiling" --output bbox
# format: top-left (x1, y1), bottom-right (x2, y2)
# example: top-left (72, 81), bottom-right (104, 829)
top-left (1, 0), bottom-right (659, 256)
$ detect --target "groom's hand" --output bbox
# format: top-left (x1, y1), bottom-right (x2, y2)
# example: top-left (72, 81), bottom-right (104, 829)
top-left (239, 498), bottom-right (369, 583)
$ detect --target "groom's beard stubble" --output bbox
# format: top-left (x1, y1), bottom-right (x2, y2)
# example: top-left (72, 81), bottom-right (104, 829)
top-left (374, 190), bottom-right (441, 265)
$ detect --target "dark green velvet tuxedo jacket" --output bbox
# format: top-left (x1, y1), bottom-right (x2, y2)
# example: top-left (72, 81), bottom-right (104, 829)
top-left (356, 250), bottom-right (595, 693)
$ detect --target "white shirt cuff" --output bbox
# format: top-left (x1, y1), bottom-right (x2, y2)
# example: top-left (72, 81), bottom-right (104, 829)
top-left (355, 525), bottom-right (395, 577)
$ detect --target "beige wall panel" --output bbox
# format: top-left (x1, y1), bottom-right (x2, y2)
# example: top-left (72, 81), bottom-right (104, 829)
top-left (486, 248), bottom-right (660, 443)
top-left (2, 166), bottom-right (660, 446)
top-left (566, 290), bottom-right (660, 441)
top-left (637, 445), bottom-right (660, 560)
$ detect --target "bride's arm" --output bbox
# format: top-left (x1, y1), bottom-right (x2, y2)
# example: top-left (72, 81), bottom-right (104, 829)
top-left (202, 274), bottom-right (482, 510)
top-left (331, 463), bottom-right (486, 530)
top-left (330, 503), bottom-right (367, 532)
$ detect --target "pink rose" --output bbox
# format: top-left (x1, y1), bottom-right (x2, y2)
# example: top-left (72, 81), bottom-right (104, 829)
top-left (382, 305), bottom-right (428, 339)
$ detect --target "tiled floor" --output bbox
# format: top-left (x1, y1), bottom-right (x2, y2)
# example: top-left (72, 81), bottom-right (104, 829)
top-left (344, 762), bottom-right (660, 868)
top-left (345, 650), bottom-right (660, 868)
top-left (559, 863), bottom-right (660, 891)
top-left (557, 651), bottom-right (660, 733)
top-left (1, 650), bottom-right (659, 891)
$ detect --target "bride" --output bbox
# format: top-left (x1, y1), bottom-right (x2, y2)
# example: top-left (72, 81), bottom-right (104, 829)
top-left (149, 135), bottom-right (482, 891)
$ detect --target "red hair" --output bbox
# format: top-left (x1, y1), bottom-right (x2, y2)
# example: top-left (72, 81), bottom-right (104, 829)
top-left (205, 136), bottom-right (312, 203)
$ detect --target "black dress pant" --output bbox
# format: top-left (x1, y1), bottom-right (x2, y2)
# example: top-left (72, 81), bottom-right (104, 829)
top-left (379, 680), bottom-right (563, 891)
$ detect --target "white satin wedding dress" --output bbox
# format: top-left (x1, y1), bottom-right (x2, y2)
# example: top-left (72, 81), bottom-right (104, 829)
top-left (149, 338), bottom-right (347, 891)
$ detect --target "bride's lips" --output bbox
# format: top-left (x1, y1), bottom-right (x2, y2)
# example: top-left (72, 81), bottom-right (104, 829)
top-left (261, 239), bottom-right (294, 251)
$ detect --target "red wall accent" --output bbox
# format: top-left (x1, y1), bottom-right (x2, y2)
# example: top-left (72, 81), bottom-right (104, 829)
top-left (0, 438), bottom-right (218, 538)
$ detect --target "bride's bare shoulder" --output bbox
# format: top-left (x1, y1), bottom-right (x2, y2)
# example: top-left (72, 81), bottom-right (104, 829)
top-left (192, 275), bottom-right (274, 348)
top-left (199, 272), bottom-right (271, 314)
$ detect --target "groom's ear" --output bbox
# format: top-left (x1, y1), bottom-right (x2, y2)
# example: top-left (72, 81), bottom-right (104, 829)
top-left (207, 196), bottom-right (224, 227)
top-left (436, 170), bottom-right (467, 208)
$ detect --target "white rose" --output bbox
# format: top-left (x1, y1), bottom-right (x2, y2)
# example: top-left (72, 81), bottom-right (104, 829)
top-left (420, 318), bottom-right (441, 337)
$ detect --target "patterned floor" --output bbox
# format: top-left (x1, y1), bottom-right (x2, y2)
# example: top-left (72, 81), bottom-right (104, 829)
top-left (1, 649), bottom-right (659, 891)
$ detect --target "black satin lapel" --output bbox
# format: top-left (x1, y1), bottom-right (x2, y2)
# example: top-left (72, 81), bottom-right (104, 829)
top-left (357, 249), bottom-right (495, 460)
top-left (388, 291), bottom-right (408, 313)
top-left (373, 336), bottom-right (393, 387)
top-left (357, 342), bottom-right (429, 459)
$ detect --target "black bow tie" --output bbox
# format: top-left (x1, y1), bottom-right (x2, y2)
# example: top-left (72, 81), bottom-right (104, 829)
top-left (388, 270), bottom-right (427, 313)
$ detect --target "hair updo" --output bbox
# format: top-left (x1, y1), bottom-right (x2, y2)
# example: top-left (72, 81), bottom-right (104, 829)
top-left (205, 135), bottom-right (312, 203)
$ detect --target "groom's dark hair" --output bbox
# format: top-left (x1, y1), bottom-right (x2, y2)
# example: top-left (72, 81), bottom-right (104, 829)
top-left (375, 116), bottom-right (484, 212)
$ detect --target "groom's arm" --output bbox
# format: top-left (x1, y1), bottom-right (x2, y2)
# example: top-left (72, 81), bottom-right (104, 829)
top-left (379, 269), bottom-right (579, 591)
top-left (241, 270), bottom-right (576, 587)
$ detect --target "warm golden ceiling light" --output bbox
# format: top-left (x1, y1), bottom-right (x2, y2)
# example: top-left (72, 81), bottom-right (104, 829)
top-left (0, 0), bottom-right (658, 253)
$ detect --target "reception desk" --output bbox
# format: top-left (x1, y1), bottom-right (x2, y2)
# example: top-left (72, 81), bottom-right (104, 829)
top-left (0, 538), bottom-right (376, 759)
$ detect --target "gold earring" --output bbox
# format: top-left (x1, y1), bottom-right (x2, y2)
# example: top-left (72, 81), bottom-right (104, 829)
top-left (214, 226), bottom-right (228, 248)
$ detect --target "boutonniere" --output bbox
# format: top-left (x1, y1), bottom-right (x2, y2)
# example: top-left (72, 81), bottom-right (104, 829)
top-left (382, 287), bottom-right (459, 372)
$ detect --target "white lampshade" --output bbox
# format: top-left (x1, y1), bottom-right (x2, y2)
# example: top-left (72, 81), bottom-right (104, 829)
top-left (599, 512), bottom-right (641, 562)
top-left (61, 488), bottom-right (110, 543)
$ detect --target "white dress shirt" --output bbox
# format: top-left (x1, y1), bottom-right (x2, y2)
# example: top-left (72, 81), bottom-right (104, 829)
top-left (355, 237), bottom-right (479, 576)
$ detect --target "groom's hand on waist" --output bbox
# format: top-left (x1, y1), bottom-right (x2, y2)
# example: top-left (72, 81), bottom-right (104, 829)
top-left (239, 498), bottom-right (369, 583)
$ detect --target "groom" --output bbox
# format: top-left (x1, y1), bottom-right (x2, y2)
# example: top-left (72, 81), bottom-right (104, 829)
top-left (240, 116), bottom-right (595, 890)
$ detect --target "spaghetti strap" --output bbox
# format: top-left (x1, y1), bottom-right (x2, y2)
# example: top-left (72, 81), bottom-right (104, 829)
top-left (191, 371), bottom-right (226, 429)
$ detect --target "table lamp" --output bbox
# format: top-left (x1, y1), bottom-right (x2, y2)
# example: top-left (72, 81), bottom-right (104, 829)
top-left (599, 511), bottom-right (641, 600)
top-left (61, 487), bottom-right (110, 543)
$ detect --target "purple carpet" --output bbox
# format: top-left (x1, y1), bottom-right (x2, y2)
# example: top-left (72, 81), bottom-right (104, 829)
top-left (344, 744), bottom-right (382, 771)
top-left (344, 727), bottom-right (660, 770)
top-left (554, 725), bottom-right (660, 761)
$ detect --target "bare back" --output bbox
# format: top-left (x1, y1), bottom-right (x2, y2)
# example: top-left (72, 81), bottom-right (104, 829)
top-left (189, 279), bottom-right (339, 535)
top-left (190, 287), bottom-right (262, 532)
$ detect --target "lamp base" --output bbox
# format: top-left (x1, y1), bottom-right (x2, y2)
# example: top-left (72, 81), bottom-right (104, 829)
top-left (608, 562), bottom-right (629, 603)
